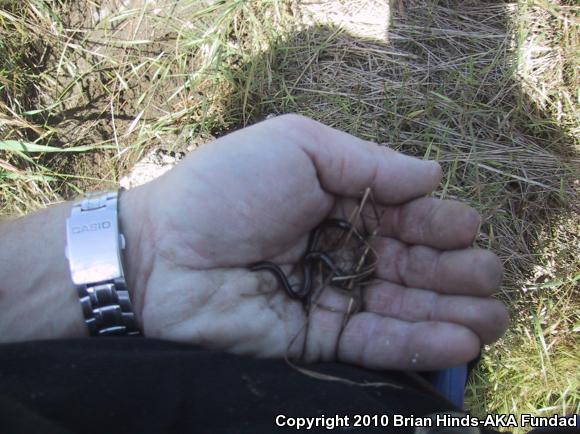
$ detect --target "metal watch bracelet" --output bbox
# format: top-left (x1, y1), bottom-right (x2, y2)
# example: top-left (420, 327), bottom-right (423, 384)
top-left (65, 190), bottom-right (140, 336)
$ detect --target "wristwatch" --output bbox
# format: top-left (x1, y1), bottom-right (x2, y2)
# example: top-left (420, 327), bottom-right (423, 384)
top-left (65, 190), bottom-right (140, 336)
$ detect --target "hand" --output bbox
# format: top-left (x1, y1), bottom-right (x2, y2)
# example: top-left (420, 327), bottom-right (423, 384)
top-left (124, 114), bottom-right (508, 370)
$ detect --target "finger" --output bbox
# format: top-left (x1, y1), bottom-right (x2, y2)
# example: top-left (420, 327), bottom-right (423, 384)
top-left (378, 197), bottom-right (481, 249)
top-left (268, 114), bottom-right (442, 204)
top-left (334, 197), bottom-right (481, 250)
top-left (306, 302), bottom-right (481, 370)
top-left (363, 280), bottom-right (509, 344)
top-left (373, 237), bottom-right (503, 296)
top-left (338, 313), bottom-right (482, 370)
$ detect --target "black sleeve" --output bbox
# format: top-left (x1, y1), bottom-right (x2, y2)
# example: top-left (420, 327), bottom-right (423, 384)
top-left (0, 338), bottom-right (500, 434)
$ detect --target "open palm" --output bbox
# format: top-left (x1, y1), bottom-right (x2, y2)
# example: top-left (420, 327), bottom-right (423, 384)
top-left (127, 114), bottom-right (507, 370)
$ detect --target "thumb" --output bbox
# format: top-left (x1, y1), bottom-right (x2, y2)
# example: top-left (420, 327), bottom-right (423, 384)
top-left (271, 114), bottom-right (442, 204)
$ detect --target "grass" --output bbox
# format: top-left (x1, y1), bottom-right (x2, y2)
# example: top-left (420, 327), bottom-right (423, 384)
top-left (0, 0), bottom-right (290, 214)
top-left (1, 0), bottom-right (578, 431)
top-left (467, 213), bottom-right (579, 421)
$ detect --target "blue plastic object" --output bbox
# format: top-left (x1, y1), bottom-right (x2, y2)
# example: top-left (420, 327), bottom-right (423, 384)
top-left (430, 364), bottom-right (468, 408)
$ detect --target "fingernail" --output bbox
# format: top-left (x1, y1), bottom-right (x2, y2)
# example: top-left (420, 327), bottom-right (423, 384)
top-left (427, 160), bottom-right (443, 182)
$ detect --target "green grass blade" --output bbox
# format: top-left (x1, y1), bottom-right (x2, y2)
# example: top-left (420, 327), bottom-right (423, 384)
top-left (0, 140), bottom-right (117, 153)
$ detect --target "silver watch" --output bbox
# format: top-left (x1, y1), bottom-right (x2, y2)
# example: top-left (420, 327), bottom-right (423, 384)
top-left (65, 190), bottom-right (140, 336)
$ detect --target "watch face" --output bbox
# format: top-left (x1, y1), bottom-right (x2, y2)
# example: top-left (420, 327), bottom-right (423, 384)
top-left (66, 206), bottom-right (123, 285)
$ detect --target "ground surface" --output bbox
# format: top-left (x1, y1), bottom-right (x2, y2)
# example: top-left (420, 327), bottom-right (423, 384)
top-left (0, 0), bottom-right (578, 430)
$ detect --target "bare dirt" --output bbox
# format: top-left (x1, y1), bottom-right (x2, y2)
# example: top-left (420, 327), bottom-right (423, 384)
top-left (35, 0), bottom-right (214, 196)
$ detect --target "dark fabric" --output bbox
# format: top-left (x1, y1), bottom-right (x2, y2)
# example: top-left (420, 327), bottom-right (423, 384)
top-left (0, 338), bottom-right (496, 434)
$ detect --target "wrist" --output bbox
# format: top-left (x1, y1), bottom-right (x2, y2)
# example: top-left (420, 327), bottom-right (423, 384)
top-left (117, 184), bottom-right (155, 332)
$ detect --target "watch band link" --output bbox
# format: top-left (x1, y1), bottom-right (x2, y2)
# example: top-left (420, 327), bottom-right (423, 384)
top-left (77, 279), bottom-right (139, 336)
